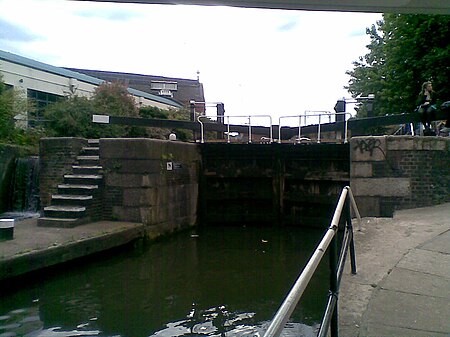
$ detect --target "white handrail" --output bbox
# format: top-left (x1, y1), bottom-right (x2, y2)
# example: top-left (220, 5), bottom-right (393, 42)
top-left (224, 115), bottom-right (273, 143)
top-left (263, 186), bottom-right (361, 337)
top-left (347, 186), bottom-right (362, 230)
top-left (279, 112), bottom-right (352, 144)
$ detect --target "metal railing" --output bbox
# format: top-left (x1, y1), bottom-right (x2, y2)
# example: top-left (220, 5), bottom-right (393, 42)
top-left (197, 114), bottom-right (273, 143)
top-left (263, 186), bottom-right (361, 337)
top-left (279, 112), bottom-right (352, 144)
top-left (196, 111), bottom-right (351, 144)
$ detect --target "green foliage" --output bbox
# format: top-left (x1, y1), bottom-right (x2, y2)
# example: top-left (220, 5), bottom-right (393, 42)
top-left (137, 106), bottom-right (192, 141)
top-left (44, 82), bottom-right (141, 138)
top-left (93, 82), bottom-right (138, 117)
top-left (2, 77), bottom-right (191, 142)
top-left (44, 96), bottom-right (106, 138)
top-left (346, 14), bottom-right (450, 117)
top-left (139, 106), bottom-right (170, 119)
top-left (0, 74), bottom-right (39, 146)
top-left (0, 78), bottom-right (15, 141)
top-left (43, 82), bottom-right (191, 140)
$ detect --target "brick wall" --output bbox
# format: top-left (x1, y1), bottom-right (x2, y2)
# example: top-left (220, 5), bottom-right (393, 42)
top-left (39, 138), bottom-right (88, 208)
top-left (350, 136), bottom-right (450, 216)
top-left (100, 138), bottom-right (201, 235)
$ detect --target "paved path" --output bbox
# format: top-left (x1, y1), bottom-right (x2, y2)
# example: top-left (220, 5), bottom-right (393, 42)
top-left (339, 202), bottom-right (450, 337)
top-left (0, 217), bottom-right (145, 281)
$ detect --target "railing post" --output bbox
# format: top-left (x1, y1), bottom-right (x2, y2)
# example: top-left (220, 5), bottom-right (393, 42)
top-left (248, 116), bottom-right (252, 143)
top-left (330, 231), bottom-right (339, 337)
top-left (190, 100), bottom-right (196, 141)
top-left (345, 196), bottom-right (357, 274)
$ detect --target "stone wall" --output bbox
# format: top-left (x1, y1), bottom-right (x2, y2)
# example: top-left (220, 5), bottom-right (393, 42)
top-left (0, 144), bottom-right (19, 213)
top-left (39, 138), bottom-right (88, 208)
top-left (100, 138), bottom-right (201, 237)
top-left (0, 144), bottom-right (36, 213)
top-left (350, 136), bottom-right (450, 217)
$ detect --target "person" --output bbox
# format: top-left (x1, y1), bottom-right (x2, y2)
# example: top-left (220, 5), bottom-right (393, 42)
top-left (416, 81), bottom-right (437, 134)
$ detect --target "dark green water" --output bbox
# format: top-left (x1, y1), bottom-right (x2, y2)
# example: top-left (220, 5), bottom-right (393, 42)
top-left (0, 226), bottom-right (330, 337)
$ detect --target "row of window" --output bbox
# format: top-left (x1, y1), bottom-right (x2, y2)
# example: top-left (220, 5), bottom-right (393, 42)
top-left (27, 89), bottom-right (63, 127)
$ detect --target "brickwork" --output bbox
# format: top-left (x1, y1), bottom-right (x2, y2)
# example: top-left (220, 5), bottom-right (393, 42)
top-left (39, 138), bottom-right (88, 208)
top-left (100, 138), bottom-right (201, 232)
top-left (350, 136), bottom-right (450, 216)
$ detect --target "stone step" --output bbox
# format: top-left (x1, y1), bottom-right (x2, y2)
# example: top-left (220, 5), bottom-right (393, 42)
top-left (63, 174), bottom-right (103, 185)
top-left (88, 139), bottom-right (99, 145)
top-left (72, 165), bottom-right (103, 175)
top-left (81, 147), bottom-right (99, 155)
top-left (37, 217), bottom-right (90, 228)
top-left (58, 184), bottom-right (99, 196)
top-left (77, 155), bottom-right (100, 165)
top-left (51, 194), bottom-right (93, 206)
top-left (43, 205), bottom-right (86, 219)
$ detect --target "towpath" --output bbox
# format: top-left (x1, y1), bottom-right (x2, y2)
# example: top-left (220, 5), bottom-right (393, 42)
top-left (339, 202), bottom-right (450, 336)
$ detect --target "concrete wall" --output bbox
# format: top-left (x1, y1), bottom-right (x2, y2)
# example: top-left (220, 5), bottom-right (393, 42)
top-left (350, 136), bottom-right (450, 217)
top-left (100, 138), bottom-right (201, 237)
top-left (39, 137), bottom-right (88, 208)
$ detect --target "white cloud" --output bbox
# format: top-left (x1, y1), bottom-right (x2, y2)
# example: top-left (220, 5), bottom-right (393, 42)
top-left (0, 0), bottom-right (381, 122)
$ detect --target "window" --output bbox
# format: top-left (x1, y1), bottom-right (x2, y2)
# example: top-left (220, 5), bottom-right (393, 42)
top-left (27, 89), bottom-right (63, 127)
top-left (150, 81), bottom-right (177, 91)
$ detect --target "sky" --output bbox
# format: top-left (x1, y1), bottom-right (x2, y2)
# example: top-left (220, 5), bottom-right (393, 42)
top-left (0, 0), bottom-right (382, 124)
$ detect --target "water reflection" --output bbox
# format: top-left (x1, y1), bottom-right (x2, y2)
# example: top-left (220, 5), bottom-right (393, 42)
top-left (0, 226), bottom-right (329, 337)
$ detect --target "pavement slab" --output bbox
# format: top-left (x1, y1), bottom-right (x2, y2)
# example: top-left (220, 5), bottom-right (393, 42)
top-left (381, 267), bottom-right (450, 299)
top-left (397, 249), bottom-right (450, 279)
top-left (339, 202), bottom-right (450, 337)
top-left (420, 230), bottom-right (450, 254)
top-left (362, 323), bottom-right (449, 337)
top-left (364, 289), bottom-right (450, 334)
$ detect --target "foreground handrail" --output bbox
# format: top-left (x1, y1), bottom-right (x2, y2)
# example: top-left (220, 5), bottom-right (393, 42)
top-left (263, 186), bottom-right (359, 337)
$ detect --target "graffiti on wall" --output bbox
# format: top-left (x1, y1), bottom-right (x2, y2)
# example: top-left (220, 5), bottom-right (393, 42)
top-left (353, 138), bottom-right (382, 156)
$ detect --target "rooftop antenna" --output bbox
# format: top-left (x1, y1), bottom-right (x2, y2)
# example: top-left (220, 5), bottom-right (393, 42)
top-left (197, 70), bottom-right (200, 81)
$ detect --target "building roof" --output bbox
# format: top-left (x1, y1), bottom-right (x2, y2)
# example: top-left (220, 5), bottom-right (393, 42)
top-left (0, 49), bottom-right (182, 108)
top-left (66, 68), bottom-right (205, 108)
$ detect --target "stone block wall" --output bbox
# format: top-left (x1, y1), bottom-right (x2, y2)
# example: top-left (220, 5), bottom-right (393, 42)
top-left (350, 136), bottom-right (450, 217)
top-left (39, 137), bottom-right (88, 208)
top-left (0, 144), bottom-right (20, 213)
top-left (100, 138), bottom-right (201, 235)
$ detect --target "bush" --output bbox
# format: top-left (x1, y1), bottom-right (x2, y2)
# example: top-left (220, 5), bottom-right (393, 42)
top-left (0, 76), bottom-right (38, 146)
top-left (44, 82), bottom-right (142, 138)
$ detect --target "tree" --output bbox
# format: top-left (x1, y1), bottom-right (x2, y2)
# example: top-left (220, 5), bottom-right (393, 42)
top-left (44, 82), bottom-right (141, 138)
top-left (346, 14), bottom-right (450, 117)
top-left (0, 76), bottom-right (15, 141)
top-left (0, 75), bottom-right (41, 146)
top-left (43, 82), bottom-right (190, 139)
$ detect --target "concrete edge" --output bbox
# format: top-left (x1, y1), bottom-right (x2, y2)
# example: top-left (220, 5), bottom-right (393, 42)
top-left (0, 224), bottom-right (146, 282)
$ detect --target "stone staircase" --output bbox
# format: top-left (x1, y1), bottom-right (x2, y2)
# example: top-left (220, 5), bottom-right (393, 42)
top-left (38, 139), bottom-right (103, 227)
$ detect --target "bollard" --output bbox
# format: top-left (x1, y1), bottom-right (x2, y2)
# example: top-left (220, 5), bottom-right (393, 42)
top-left (0, 219), bottom-right (14, 241)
